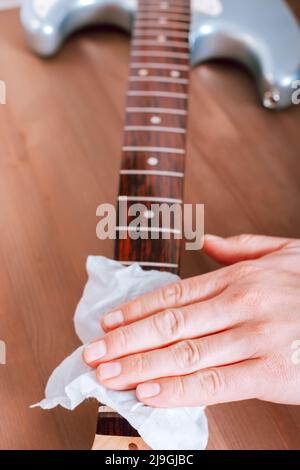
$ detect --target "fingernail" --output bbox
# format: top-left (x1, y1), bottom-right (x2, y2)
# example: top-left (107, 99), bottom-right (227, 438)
top-left (205, 234), bottom-right (224, 242)
top-left (102, 310), bottom-right (124, 329)
top-left (84, 340), bottom-right (106, 363)
top-left (137, 383), bottom-right (161, 399)
top-left (98, 362), bottom-right (122, 380)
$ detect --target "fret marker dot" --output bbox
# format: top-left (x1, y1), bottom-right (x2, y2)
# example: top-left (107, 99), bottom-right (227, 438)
top-left (144, 210), bottom-right (155, 220)
top-left (138, 69), bottom-right (148, 76)
top-left (158, 17), bottom-right (167, 25)
top-left (147, 157), bottom-right (159, 166)
top-left (150, 116), bottom-right (161, 125)
top-left (157, 34), bottom-right (167, 43)
top-left (170, 70), bottom-right (180, 78)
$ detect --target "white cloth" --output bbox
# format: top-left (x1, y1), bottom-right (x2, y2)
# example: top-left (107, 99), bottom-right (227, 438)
top-left (33, 256), bottom-right (208, 450)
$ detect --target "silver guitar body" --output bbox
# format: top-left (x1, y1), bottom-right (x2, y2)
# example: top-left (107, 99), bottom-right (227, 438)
top-left (21, 0), bottom-right (300, 109)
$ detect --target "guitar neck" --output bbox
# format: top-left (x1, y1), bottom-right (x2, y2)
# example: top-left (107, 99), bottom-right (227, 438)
top-left (114, 0), bottom-right (191, 275)
top-left (94, 0), bottom-right (191, 450)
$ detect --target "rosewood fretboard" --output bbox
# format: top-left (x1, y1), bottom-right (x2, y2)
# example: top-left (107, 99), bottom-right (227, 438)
top-left (94, 0), bottom-right (191, 450)
top-left (114, 0), bottom-right (191, 275)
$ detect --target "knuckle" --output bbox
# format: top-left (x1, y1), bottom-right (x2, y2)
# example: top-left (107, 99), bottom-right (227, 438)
top-left (245, 322), bottom-right (268, 354)
top-left (111, 326), bottom-right (130, 351)
top-left (198, 369), bottom-right (224, 397)
top-left (161, 282), bottom-right (184, 306)
top-left (232, 261), bottom-right (258, 279)
top-left (153, 308), bottom-right (185, 342)
top-left (171, 376), bottom-right (186, 401)
top-left (173, 340), bottom-right (202, 371)
top-left (250, 321), bottom-right (268, 340)
top-left (227, 284), bottom-right (265, 313)
top-left (263, 354), bottom-right (293, 382)
top-left (123, 297), bottom-right (145, 320)
top-left (129, 353), bottom-right (147, 374)
top-left (121, 303), bottom-right (134, 321)
top-left (246, 288), bottom-right (269, 312)
top-left (224, 287), bottom-right (245, 307)
top-left (257, 355), bottom-right (294, 400)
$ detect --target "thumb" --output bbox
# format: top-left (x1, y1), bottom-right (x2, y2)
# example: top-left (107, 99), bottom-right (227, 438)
top-left (204, 233), bottom-right (292, 265)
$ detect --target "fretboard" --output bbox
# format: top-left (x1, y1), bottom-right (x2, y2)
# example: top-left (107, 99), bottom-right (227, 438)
top-left (114, 0), bottom-right (191, 275)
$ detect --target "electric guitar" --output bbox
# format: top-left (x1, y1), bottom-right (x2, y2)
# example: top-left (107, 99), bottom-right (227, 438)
top-left (21, 0), bottom-right (300, 450)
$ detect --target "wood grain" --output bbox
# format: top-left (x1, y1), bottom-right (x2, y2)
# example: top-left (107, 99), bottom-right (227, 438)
top-left (0, 3), bottom-right (299, 449)
top-left (115, 0), bottom-right (190, 272)
top-left (92, 435), bottom-right (150, 450)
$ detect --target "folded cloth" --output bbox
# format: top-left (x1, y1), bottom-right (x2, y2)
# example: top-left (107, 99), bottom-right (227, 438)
top-left (32, 256), bottom-right (208, 450)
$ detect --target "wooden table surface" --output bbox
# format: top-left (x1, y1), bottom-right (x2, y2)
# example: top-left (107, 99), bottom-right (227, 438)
top-left (0, 5), bottom-right (300, 450)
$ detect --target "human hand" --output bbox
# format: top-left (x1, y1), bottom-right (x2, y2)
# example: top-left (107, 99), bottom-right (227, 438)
top-left (83, 234), bottom-right (300, 408)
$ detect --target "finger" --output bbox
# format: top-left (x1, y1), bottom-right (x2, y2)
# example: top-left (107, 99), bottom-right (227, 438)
top-left (101, 269), bottom-right (228, 332)
top-left (96, 326), bottom-right (261, 390)
top-left (136, 359), bottom-right (263, 407)
top-left (204, 233), bottom-right (294, 265)
top-left (83, 297), bottom-right (234, 366)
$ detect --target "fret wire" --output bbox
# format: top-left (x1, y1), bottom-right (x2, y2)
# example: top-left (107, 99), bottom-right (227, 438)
top-left (131, 51), bottom-right (189, 59)
top-left (139, 6), bottom-right (191, 18)
top-left (139, 4), bottom-right (190, 8)
top-left (122, 146), bottom-right (185, 154)
top-left (138, 0), bottom-right (190, 3)
top-left (132, 39), bottom-right (189, 48)
top-left (116, 227), bottom-right (182, 235)
top-left (136, 14), bottom-right (191, 22)
top-left (118, 196), bottom-right (183, 204)
top-left (127, 91), bottom-right (188, 98)
top-left (125, 125), bottom-right (186, 133)
top-left (134, 30), bottom-right (189, 38)
top-left (137, 4), bottom-right (190, 11)
top-left (138, 3), bottom-right (190, 9)
top-left (130, 62), bottom-right (189, 70)
top-left (120, 170), bottom-right (184, 177)
top-left (121, 261), bottom-right (179, 269)
top-left (126, 107), bottom-right (187, 115)
top-left (137, 8), bottom-right (190, 14)
top-left (138, 4), bottom-right (190, 10)
top-left (129, 76), bottom-right (189, 84)
top-left (135, 21), bottom-right (190, 30)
